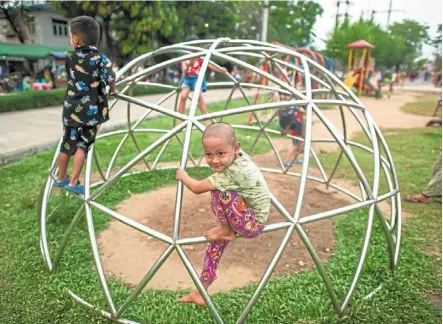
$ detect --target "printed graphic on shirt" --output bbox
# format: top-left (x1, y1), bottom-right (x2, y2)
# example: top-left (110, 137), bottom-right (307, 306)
top-left (62, 45), bottom-right (115, 128)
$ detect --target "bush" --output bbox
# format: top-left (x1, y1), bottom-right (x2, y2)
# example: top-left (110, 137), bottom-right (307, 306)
top-left (0, 85), bottom-right (171, 113)
top-left (0, 78), bottom-right (235, 114)
top-left (0, 89), bottom-right (66, 113)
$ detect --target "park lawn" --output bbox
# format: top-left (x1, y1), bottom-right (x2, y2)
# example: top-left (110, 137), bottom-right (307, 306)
top-left (401, 95), bottom-right (441, 117)
top-left (0, 109), bottom-right (441, 322)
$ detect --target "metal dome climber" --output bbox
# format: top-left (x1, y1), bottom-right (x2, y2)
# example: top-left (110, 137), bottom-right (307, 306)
top-left (39, 38), bottom-right (402, 324)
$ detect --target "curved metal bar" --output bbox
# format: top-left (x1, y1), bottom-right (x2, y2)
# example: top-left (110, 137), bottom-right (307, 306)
top-left (172, 38), bottom-right (229, 241)
top-left (116, 244), bottom-right (175, 317)
top-left (175, 221), bottom-right (293, 246)
top-left (69, 291), bottom-right (139, 324)
top-left (84, 145), bottom-right (117, 316)
top-left (340, 111), bottom-right (382, 312)
top-left (105, 132), bottom-right (130, 180)
top-left (258, 167), bottom-right (363, 202)
top-left (292, 56), bottom-right (314, 222)
top-left (295, 224), bottom-right (341, 314)
top-left (39, 176), bottom-right (55, 272)
top-left (52, 204), bottom-right (85, 273)
top-left (236, 224), bottom-right (295, 323)
top-left (88, 200), bottom-right (173, 244)
top-left (198, 99), bottom-right (365, 122)
top-left (115, 93), bottom-right (187, 121)
top-left (176, 245), bottom-right (224, 324)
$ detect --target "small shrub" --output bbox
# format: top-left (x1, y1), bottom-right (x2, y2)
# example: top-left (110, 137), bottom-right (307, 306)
top-left (0, 79), bottom-right (234, 113)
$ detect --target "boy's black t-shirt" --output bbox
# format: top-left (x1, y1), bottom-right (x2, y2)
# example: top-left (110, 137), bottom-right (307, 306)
top-left (62, 45), bottom-right (115, 128)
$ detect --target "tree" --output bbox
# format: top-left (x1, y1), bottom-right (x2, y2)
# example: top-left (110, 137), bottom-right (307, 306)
top-left (267, 0), bottom-right (323, 47)
top-left (0, 0), bottom-right (31, 43)
top-left (234, 0), bottom-right (323, 46)
top-left (173, 1), bottom-right (239, 41)
top-left (51, 1), bottom-right (180, 61)
top-left (389, 19), bottom-right (430, 56)
top-left (325, 18), bottom-right (428, 70)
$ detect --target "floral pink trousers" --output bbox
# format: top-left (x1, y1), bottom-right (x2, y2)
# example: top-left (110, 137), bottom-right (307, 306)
top-left (200, 190), bottom-right (265, 284)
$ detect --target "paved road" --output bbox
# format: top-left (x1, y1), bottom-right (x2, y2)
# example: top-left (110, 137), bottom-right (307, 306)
top-left (0, 88), bottom-right (246, 165)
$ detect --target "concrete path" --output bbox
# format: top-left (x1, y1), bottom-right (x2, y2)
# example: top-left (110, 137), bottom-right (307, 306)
top-left (0, 88), bottom-right (246, 165)
top-left (394, 80), bottom-right (442, 95)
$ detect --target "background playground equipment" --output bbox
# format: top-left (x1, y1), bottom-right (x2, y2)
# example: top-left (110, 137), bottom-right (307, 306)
top-left (39, 39), bottom-right (401, 324)
top-left (247, 42), bottom-right (336, 125)
top-left (344, 40), bottom-right (380, 98)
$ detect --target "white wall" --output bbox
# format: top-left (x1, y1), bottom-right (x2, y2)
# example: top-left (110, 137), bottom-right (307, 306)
top-left (33, 10), bottom-right (70, 48)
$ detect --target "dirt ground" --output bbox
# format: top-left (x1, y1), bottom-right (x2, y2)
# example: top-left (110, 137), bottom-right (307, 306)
top-left (97, 92), bottom-right (427, 293)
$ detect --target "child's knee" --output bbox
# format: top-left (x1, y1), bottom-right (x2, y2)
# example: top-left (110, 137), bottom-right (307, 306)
top-left (180, 90), bottom-right (189, 101)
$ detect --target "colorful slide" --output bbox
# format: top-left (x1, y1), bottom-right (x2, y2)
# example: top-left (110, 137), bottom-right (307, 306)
top-left (344, 69), bottom-right (381, 98)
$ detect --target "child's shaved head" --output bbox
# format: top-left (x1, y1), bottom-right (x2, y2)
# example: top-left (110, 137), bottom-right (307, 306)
top-left (202, 122), bottom-right (237, 147)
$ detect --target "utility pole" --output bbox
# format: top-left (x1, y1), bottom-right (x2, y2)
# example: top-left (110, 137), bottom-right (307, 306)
top-left (261, 0), bottom-right (269, 42)
top-left (369, 2), bottom-right (403, 29)
top-left (335, 0), bottom-right (341, 28)
top-left (334, 0), bottom-right (352, 28)
top-left (387, 0), bottom-right (393, 28)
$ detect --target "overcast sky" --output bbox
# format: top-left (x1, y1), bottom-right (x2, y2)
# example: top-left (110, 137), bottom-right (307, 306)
top-left (312, 0), bottom-right (442, 58)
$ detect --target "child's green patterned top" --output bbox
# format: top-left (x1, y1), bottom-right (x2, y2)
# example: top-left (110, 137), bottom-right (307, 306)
top-left (208, 153), bottom-right (271, 223)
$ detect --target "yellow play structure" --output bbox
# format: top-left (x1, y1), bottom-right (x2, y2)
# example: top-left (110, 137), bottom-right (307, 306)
top-left (344, 39), bottom-right (378, 97)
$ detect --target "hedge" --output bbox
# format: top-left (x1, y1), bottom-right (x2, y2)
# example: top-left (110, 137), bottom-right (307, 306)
top-left (0, 84), bottom-right (175, 113)
top-left (0, 75), bottom-right (238, 114)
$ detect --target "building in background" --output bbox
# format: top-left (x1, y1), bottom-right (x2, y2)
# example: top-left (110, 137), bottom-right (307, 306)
top-left (0, 2), bottom-right (70, 79)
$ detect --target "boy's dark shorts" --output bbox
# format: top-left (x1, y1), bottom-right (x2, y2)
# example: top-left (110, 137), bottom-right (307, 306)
top-left (60, 126), bottom-right (97, 156)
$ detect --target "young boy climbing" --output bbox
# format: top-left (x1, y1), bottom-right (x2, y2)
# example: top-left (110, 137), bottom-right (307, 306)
top-left (54, 16), bottom-right (118, 194)
top-left (177, 36), bottom-right (227, 122)
top-left (176, 122), bottom-right (270, 305)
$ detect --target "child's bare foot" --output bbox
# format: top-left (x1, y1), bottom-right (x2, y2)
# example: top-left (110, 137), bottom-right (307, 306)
top-left (203, 225), bottom-right (236, 241)
top-left (178, 290), bottom-right (206, 306)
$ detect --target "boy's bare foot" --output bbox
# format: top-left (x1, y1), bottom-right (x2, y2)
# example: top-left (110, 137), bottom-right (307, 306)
top-left (178, 290), bottom-right (206, 306)
top-left (203, 225), bottom-right (236, 241)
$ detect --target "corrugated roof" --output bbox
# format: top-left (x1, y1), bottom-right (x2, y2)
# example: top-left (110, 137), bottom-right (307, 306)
top-left (0, 42), bottom-right (70, 59)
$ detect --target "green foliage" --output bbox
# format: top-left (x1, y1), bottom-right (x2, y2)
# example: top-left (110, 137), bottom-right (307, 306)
top-left (235, 0), bottom-right (323, 46)
top-left (112, 2), bottom-right (180, 56)
top-left (173, 1), bottom-right (239, 40)
top-left (51, 1), bottom-right (324, 62)
top-left (325, 18), bottom-right (430, 69)
top-left (389, 19), bottom-right (430, 56)
top-left (0, 89), bottom-right (66, 112)
top-left (0, 86), bottom-right (168, 113)
top-left (268, 0), bottom-right (323, 47)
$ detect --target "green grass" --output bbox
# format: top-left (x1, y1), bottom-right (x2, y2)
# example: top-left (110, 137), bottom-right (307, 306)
top-left (401, 95), bottom-right (441, 117)
top-left (0, 108), bottom-right (441, 322)
top-left (316, 127), bottom-right (442, 266)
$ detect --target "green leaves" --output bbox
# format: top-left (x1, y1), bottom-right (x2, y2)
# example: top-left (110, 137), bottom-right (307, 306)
top-left (325, 18), bottom-right (430, 69)
top-left (51, 1), bottom-right (324, 61)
